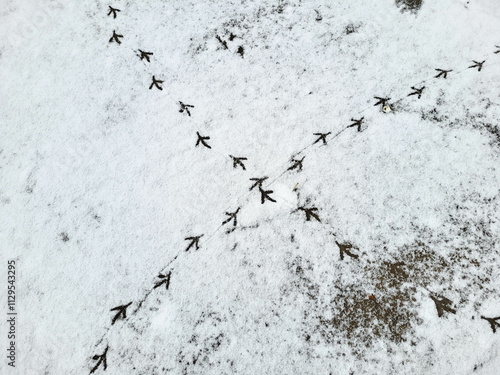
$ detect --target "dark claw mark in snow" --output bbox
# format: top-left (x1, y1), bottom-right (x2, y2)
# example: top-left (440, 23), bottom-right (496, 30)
top-left (222, 207), bottom-right (240, 226)
top-left (185, 235), bottom-right (203, 251)
top-left (216, 35), bottom-right (228, 50)
top-left (335, 241), bottom-right (359, 260)
top-left (259, 186), bottom-right (276, 204)
top-left (434, 69), bottom-right (452, 79)
top-left (110, 302), bottom-right (132, 325)
top-left (149, 75), bottom-right (163, 90)
top-left (138, 49), bottom-right (153, 62)
top-left (313, 132), bottom-right (331, 145)
top-left (249, 177), bottom-right (268, 191)
top-left (430, 295), bottom-right (456, 317)
top-left (109, 30), bottom-right (123, 44)
top-left (179, 101), bottom-right (194, 116)
top-left (90, 346), bottom-right (108, 374)
top-left (298, 206), bottom-right (321, 222)
top-left (288, 157), bottom-right (305, 172)
top-left (107, 6), bottom-right (120, 19)
top-left (374, 96), bottom-right (391, 108)
top-left (195, 132), bottom-right (211, 149)
top-left (468, 60), bottom-right (485, 72)
top-left (408, 86), bottom-right (425, 99)
top-left (348, 117), bottom-right (364, 132)
top-left (481, 316), bottom-right (500, 333)
top-left (237, 46), bottom-right (244, 58)
top-left (154, 271), bottom-right (171, 290)
top-left (230, 155), bottom-right (247, 170)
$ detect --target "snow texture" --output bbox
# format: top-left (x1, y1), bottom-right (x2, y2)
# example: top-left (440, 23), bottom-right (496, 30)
top-left (1, 0), bottom-right (500, 374)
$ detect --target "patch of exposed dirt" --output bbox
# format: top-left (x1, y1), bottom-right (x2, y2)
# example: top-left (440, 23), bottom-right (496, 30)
top-left (396, 0), bottom-right (424, 13)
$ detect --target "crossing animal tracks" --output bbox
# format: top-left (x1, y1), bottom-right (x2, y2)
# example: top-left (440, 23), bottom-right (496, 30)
top-left (86, 3), bottom-right (500, 373)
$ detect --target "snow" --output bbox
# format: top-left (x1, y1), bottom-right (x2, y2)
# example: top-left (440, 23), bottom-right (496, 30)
top-left (1, 0), bottom-right (500, 374)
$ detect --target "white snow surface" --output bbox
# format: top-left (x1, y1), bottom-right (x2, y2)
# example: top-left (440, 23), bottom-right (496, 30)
top-left (1, 0), bottom-right (500, 374)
